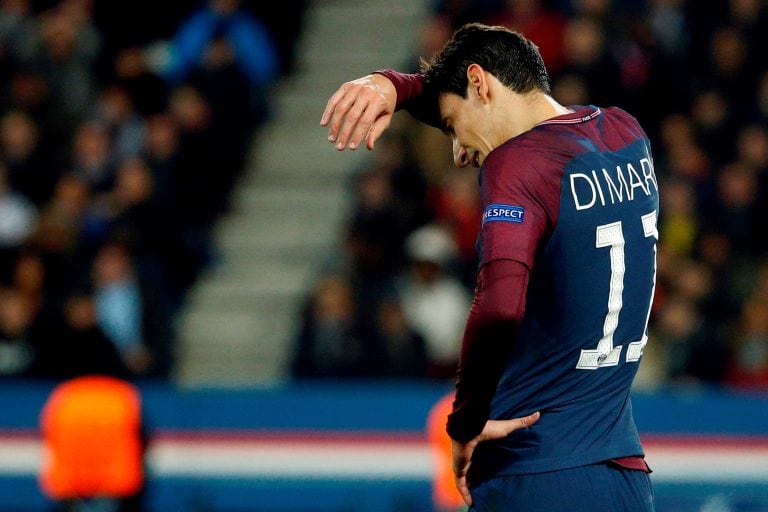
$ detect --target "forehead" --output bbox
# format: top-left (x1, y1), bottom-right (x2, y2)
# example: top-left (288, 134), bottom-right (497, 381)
top-left (438, 92), bottom-right (466, 124)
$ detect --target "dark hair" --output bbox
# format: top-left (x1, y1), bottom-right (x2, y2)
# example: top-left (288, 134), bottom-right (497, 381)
top-left (420, 23), bottom-right (551, 123)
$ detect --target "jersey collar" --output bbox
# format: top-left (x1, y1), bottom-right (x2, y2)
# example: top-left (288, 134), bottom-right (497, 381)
top-left (534, 106), bottom-right (602, 127)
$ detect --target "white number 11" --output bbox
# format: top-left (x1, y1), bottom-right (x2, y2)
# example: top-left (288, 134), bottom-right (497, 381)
top-left (576, 211), bottom-right (658, 370)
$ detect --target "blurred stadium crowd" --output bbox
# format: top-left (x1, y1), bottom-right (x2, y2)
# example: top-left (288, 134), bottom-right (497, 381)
top-left (0, 0), bottom-right (306, 380)
top-left (293, 0), bottom-right (768, 390)
top-left (2, 0), bottom-right (768, 391)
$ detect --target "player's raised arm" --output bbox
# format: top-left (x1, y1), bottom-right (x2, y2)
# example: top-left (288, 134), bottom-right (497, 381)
top-left (320, 74), bottom-right (397, 151)
top-left (321, 70), bottom-right (432, 150)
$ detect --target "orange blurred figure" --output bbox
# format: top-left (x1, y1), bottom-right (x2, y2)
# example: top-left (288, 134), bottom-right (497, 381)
top-left (39, 376), bottom-right (145, 511)
top-left (427, 393), bottom-right (464, 512)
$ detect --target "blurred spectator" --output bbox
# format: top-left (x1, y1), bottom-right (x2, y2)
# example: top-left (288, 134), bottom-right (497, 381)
top-left (418, 0), bottom-right (503, 58)
top-left (551, 73), bottom-right (589, 106)
top-left (168, 85), bottom-right (220, 223)
top-left (651, 294), bottom-right (707, 384)
top-left (486, 0), bottom-right (567, 73)
top-left (737, 123), bottom-right (768, 172)
top-left (375, 295), bottom-right (429, 378)
top-left (689, 89), bottom-right (736, 166)
top-left (372, 134), bottom-right (433, 237)
top-left (673, 260), bottom-right (731, 383)
top-left (705, 26), bottom-right (755, 120)
top-left (344, 166), bottom-right (410, 291)
top-left (12, 250), bottom-right (45, 303)
top-left (70, 120), bottom-right (114, 193)
top-left (164, 0), bottom-right (277, 85)
top-left (648, 0), bottom-right (688, 60)
top-left (0, 161), bottom-right (36, 276)
top-left (726, 296), bottom-right (768, 388)
top-left (31, 291), bottom-right (129, 380)
top-left (292, 274), bottom-right (370, 378)
top-left (0, 286), bottom-right (35, 377)
top-left (665, 137), bottom-right (712, 189)
top-left (0, 109), bottom-right (55, 205)
top-left (728, 0), bottom-right (768, 61)
top-left (163, 0), bottom-right (278, 124)
top-left (142, 112), bottom-right (181, 208)
top-left (0, 0), bottom-right (35, 61)
top-left (250, 0), bottom-right (307, 77)
top-left (91, 242), bottom-right (150, 376)
top-left (692, 229), bottom-right (741, 326)
top-left (430, 166), bottom-right (481, 287)
top-left (570, 0), bottom-right (614, 19)
top-left (400, 224), bottom-right (471, 379)
top-left (29, 174), bottom-right (88, 289)
top-left (19, 1), bottom-right (101, 143)
top-left (658, 177), bottom-right (696, 258)
top-left (89, 84), bottom-right (147, 163)
top-left (112, 47), bottom-right (168, 116)
top-left (87, 156), bottom-right (158, 247)
top-left (757, 71), bottom-right (768, 123)
top-left (558, 15), bottom-right (622, 106)
top-left (85, 158), bottom-right (182, 376)
top-left (709, 162), bottom-right (761, 255)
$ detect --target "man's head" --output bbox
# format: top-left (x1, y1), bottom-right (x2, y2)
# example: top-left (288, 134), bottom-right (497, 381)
top-left (421, 24), bottom-right (552, 167)
top-left (423, 23), bottom-right (550, 101)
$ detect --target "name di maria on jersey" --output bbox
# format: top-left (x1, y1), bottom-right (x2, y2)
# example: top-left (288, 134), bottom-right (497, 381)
top-left (569, 157), bottom-right (658, 211)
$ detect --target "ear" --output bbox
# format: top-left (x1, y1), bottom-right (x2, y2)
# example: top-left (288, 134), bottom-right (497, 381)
top-left (466, 63), bottom-right (490, 103)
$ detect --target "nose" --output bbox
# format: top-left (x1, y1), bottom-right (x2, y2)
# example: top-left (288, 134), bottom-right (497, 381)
top-left (452, 138), bottom-right (470, 168)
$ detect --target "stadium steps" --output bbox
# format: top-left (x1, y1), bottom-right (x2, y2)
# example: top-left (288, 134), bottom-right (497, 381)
top-left (173, 0), bottom-right (429, 386)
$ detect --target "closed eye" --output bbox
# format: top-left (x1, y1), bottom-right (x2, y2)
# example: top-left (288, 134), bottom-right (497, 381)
top-left (440, 117), bottom-right (454, 135)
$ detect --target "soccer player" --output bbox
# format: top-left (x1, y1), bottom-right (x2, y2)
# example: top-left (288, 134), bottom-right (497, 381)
top-left (321, 24), bottom-right (657, 511)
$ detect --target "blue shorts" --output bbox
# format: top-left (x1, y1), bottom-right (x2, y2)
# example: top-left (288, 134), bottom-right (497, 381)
top-left (469, 462), bottom-right (654, 512)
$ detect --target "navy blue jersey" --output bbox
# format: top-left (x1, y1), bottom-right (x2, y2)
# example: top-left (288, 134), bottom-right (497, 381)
top-left (470, 106), bottom-right (659, 480)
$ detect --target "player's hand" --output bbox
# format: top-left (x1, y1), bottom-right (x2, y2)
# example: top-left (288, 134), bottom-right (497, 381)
top-left (320, 73), bottom-right (396, 151)
top-left (451, 411), bottom-right (540, 507)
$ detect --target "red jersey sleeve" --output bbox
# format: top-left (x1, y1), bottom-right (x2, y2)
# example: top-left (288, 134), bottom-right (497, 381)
top-left (373, 69), bottom-right (423, 108)
top-left (478, 144), bottom-right (559, 269)
top-left (372, 69), bottom-right (441, 128)
top-left (446, 258), bottom-right (529, 443)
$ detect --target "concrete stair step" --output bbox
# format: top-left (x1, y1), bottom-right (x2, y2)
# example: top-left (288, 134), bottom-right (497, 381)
top-left (195, 262), bottom-right (316, 299)
top-left (175, 310), bottom-right (293, 384)
top-left (177, 309), bottom-right (295, 354)
top-left (230, 185), bottom-right (347, 212)
top-left (215, 214), bottom-right (345, 253)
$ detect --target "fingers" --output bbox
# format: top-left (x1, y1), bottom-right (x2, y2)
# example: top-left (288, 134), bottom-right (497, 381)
top-left (320, 80), bottom-right (375, 150)
top-left (321, 83), bottom-right (363, 149)
top-left (321, 74), bottom-right (396, 151)
top-left (365, 113), bottom-right (392, 150)
top-left (451, 438), bottom-right (475, 506)
top-left (514, 410), bottom-right (541, 429)
top-left (320, 82), bottom-right (348, 127)
top-left (455, 470), bottom-right (473, 507)
top-left (449, 413), bottom-right (540, 507)
top-left (338, 95), bottom-right (379, 150)
top-left (478, 411), bottom-right (540, 442)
